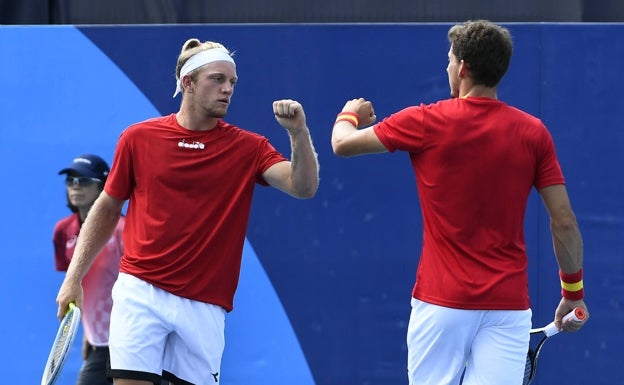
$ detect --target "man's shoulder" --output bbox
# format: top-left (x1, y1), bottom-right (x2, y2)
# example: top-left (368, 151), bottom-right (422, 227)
top-left (120, 114), bottom-right (176, 139)
top-left (219, 120), bottom-right (268, 141)
top-left (496, 103), bottom-right (545, 128)
top-left (128, 114), bottom-right (174, 129)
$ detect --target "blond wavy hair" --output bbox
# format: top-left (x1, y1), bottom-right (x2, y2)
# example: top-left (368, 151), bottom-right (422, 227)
top-left (174, 38), bottom-right (233, 82)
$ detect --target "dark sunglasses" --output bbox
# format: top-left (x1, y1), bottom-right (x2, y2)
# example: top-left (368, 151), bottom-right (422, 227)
top-left (65, 176), bottom-right (102, 187)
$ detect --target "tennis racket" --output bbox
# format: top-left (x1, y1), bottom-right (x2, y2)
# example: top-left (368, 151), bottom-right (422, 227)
top-left (523, 307), bottom-right (586, 385)
top-left (41, 302), bottom-right (81, 385)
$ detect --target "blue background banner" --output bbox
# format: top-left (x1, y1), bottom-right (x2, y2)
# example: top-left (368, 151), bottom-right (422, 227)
top-left (0, 23), bottom-right (621, 385)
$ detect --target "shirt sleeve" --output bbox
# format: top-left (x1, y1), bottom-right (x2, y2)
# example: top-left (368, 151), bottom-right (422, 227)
top-left (534, 124), bottom-right (565, 189)
top-left (373, 105), bottom-right (426, 153)
top-left (105, 132), bottom-right (134, 200)
top-left (256, 137), bottom-right (288, 186)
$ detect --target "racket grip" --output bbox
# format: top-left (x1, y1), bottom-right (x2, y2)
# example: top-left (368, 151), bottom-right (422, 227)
top-left (66, 301), bottom-right (77, 315)
top-left (544, 307), bottom-right (586, 337)
top-left (567, 307), bottom-right (586, 322)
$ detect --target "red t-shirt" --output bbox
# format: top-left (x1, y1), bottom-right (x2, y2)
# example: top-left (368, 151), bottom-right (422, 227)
top-left (374, 97), bottom-right (565, 310)
top-left (105, 114), bottom-right (287, 311)
top-left (53, 213), bottom-right (124, 346)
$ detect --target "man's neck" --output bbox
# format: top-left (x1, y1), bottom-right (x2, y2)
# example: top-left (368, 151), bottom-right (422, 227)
top-left (175, 109), bottom-right (219, 131)
top-left (459, 84), bottom-right (498, 99)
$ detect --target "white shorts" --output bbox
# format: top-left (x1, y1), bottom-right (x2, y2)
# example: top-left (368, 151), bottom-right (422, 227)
top-left (407, 298), bottom-right (531, 385)
top-left (109, 273), bottom-right (226, 385)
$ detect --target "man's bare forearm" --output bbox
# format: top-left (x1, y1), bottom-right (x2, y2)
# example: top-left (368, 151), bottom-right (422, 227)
top-left (551, 215), bottom-right (583, 273)
top-left (289, 127), bottom-right (319, 198)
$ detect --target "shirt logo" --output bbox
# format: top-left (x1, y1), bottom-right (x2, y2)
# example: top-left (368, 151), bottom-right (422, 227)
top-left (66, 234), bottom-right (78, 248)
top-left (178, 139), bottom-right (205, 150)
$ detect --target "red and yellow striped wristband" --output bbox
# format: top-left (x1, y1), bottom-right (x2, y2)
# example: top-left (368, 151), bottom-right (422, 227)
top-left (560, 269), bottom-right (584, 300)
top-left (334, 111), bottom-right (359, 127)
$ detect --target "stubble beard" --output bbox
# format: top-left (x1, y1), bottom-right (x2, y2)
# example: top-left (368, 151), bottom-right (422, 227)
top-left (206, 104), bottom-right (227, 119)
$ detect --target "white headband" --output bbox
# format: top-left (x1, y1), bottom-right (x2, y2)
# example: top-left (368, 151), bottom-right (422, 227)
top-left (173, 48), bottom-right (236, 97)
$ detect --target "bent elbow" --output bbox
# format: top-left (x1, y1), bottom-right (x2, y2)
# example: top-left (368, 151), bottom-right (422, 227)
top-left (550, 212), bottom-right (579, 233)
top-left (331, 140), bottom-right (353, 157)
top-left (296, 183), bottom-right (319, 199)
top-left (298, 190), bottom-right (317, 199)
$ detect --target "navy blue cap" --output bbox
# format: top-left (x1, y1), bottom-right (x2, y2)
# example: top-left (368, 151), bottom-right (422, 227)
top-left (58, 154), bottom-right (110, 180)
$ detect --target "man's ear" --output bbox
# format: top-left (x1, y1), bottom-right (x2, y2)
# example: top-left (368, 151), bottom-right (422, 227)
top-left (458, 60), bottom-right (470, 78)
top-left (182, 75), bottom-right (194, 93)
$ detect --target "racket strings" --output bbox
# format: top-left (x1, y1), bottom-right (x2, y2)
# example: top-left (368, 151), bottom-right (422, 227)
top-left (43, 308), bottom-right (79, 385)
top-left (524, 333), bottom-right (547, 385)
top-left (46, 320), bottom-right (70, 379)
top-left (523, 349), bottom-right (535, 385)
top-left (50, 324), bottom-right (70, 370)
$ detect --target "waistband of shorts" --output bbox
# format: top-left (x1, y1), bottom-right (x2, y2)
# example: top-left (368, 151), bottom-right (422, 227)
top-left (91, 345), bottom-right (109, 352)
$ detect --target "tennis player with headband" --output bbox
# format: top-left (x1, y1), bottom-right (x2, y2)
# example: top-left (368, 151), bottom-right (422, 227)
top-left (331, 20), bottom-right (588, 385)
top-left (56, 38), bottom-right (319, 385)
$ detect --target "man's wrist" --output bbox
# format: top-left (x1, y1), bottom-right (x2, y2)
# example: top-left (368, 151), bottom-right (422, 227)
top-left (560, 269), bottom-right (584, 300)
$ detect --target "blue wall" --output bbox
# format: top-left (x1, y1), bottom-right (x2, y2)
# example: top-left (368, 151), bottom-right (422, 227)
top-left (0, 23), bottom-right (621, 385)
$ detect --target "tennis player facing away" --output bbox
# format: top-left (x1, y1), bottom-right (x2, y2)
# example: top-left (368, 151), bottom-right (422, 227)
top-left (331, 20), bottom-right (588, 385)
top-left (56, 38), bottom-right (319, 385)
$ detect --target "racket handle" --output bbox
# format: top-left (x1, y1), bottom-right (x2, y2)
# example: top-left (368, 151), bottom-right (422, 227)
top-left (543, 307), bottom-right (586, 337)
top-left (569, 307), bottom-right (586, 322)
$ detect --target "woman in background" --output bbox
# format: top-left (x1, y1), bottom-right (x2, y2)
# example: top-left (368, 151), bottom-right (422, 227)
top-left (53, 154), bottom-right (124, 385)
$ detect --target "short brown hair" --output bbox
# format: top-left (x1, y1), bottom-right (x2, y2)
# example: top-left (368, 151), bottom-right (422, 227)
top-left (448, 20), bottom-right (513, 87)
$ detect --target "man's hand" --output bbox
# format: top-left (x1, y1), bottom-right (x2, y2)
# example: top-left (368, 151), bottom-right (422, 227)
top-left (555, 298), bottom-right (589, 332)
top-left (56, 278), bottom-right (83, 320)
top-left (273, 99), bottom-right (307, 134)
top-left (342, 98), bottom-right (377, 128)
